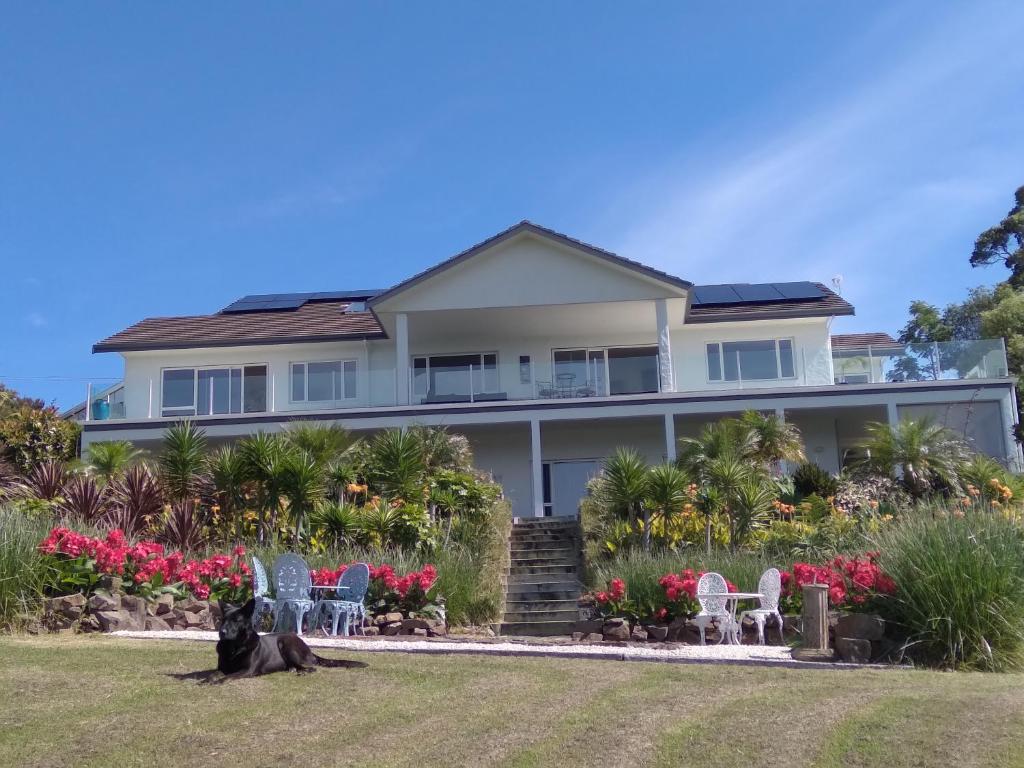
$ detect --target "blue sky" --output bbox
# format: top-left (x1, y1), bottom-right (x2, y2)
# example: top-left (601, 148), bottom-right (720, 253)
top-left (2, 2), bottom-right (1023, 409)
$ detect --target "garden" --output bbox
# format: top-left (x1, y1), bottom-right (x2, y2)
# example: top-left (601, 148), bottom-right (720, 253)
top-left (0, 408), bottom-right (510, 637)
top-left (579, 411), bottom-right (1024, 671)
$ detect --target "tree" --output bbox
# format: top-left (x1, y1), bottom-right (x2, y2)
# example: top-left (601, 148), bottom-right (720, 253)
top-left (739, 410), bottom-right (806, 469)
top-left (159, 421), bottom-right (209, 502)
top-left (0, 403), bottom-right (80, 473)
top-left (238, 432), bottom-right (290, 542)
top-left (592, 448), bottom-right (651, 548)
top-left (971, 185), bottom-right (1024, 288)
top-left (856, 418), bottom-right (970, 499)
top-left (84, 440), bottom-right (143, 484)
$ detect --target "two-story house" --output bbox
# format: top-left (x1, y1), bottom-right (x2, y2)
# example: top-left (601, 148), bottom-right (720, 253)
top-left (81, 221), bottom-right (1022, 519)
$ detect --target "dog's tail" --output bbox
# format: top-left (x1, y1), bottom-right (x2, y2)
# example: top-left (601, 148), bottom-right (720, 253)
top-left (313, 653), bottom-right (368, 669)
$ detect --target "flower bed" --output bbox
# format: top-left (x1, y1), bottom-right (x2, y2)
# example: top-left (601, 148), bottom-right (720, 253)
top-left (311, 562), bottom-right (441, 619)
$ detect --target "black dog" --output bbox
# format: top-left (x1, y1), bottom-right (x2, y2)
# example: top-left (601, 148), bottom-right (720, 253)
top-left (210, 598), bottom-right (367, 681)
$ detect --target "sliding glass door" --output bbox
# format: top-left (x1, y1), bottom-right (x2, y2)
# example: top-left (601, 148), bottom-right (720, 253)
top-left (412, 353), bottom-right (499, 402)
top-left (552, 346), bottom-right (659, 396)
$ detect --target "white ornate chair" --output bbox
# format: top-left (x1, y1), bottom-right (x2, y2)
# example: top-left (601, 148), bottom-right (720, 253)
top-left (693, 572), bottom-right (737, 645)
top-left (739, 568), bottom-right (784, 645)
top-left (270, 554), bottom-right (315, 635)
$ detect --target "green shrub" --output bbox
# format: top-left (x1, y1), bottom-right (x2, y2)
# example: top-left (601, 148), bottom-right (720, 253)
top-left (872, 506), bottom-right (1024, 671)
top-left (792, 461), bottom-right (839, 498)
top-left (0, 506), bottom-right (52, 629)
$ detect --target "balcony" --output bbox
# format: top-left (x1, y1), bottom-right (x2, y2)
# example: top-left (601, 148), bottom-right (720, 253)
top-left (831, 339), bottom-right (1008, 385)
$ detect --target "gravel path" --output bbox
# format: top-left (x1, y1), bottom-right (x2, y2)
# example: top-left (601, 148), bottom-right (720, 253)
top-left (109, 630), bottom-right (881, 669)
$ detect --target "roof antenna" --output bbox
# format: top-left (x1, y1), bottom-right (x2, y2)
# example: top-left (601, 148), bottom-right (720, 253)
top-left (831, 274), bottom-right (844, 295)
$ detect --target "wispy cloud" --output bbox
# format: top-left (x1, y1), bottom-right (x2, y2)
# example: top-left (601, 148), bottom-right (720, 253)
top-left (609, 2), bottom-right (1024, 331)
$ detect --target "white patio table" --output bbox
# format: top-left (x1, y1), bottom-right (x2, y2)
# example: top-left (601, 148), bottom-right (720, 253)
top-left (698, 592), bottom-right (763, 645)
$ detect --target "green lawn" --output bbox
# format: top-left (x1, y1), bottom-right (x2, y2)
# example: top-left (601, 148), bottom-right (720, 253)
top-left (2, 636), bottom-right (1024, 768)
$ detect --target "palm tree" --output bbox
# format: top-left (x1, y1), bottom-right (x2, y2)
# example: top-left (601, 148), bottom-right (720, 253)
top-left (159, 421), bottom-right (209, 502)
top-left (729, 478), bottom-right (777, 551)
top-left (279, 449), bottom-right (327, 540)
top-left (409, 425), bottom-right (473, 472)
top-left (367, 428), bottom-right (427, 501)
top-left (739, 410), bottom-right (806, 469)
top-left (645, 462), bottom-right (690, 533)
top-left (282, 423), bottom-right (358, 467)
top-left (208, 446), bottom-right (248, 539)
top-left (238, 432), bottom-right (290, 542)
top-left (309, 500), bottom-right (359, 547)
top-left (676, 420), bottom-right (757, 478)
top-left (84, 440), bottom-right (143, 484)
top-left (857, 417), bottom-right (969, 498)
top-left (593, 448), bottom-right (651, 548)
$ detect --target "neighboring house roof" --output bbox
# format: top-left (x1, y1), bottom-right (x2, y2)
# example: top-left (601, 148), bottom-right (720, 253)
top-left (93, 300), bottom-right (386, 353)
top-left (686, 283), bottom-right (854, 324)
top-left (367, 220), bottom-right (694, 307)
top-left (830, 332), bottom-right (900, 351)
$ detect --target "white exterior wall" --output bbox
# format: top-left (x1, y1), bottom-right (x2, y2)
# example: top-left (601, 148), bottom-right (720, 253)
top-left (121, 341), bottom-right (374, 420)
top-left (671, 317), bottom-right (833, 392)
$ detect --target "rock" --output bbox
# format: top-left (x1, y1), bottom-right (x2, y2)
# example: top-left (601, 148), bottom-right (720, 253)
top-left (153, 593), bottom-right (175, 616)
top-left (99, 575), bottom-right (123, 593)
top-left (426, 619), bottom-right (447, 637)
top-left (121, 595), bottom-right (147, 627)
top-left (583, 632), bottom-right (604, 642)
top-left (412, 628), bottom-right (428, 637)
top-left (383, 622), bottom-right (403, 636)
top-left (363, 626), bottom-right (380, 636)
top-left (571, 619), bottom-right (604, 635)
top-left (835, 614), bottom-right (885, 642)
top-left (145, 616), bottom-right (171, 631)
top-left (176, 598), bottom-right (208, 615)
top-left (630, 626), bottom-right (648, 642)
top-left (602, 618), bottom-right (630, 642)
top-left (665, 617), bottom-right (691, 642)
top-left (88, 589), bottom-right (120, 613)
top-left (572, 632), bottom-right (585, 641)
top-left (78, 614), bottom-right (102, 633)
top-left (836, 637), bottom-right (873, 664)
top-left (401, 617), bottom-right (431, 633)
top-left (96, 609), bottom-right (137, 632)
top-left (645, 625), bottom-right (668, 642)
top-left (52, 593), bottom-right (87, 619)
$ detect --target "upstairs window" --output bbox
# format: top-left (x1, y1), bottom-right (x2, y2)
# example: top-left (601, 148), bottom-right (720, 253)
top-left (291, 360), bottom-right (357, 403)
top-left (161, 365), bottom-right (267, 417)
top-left (706, 339), bottom-right (795, 382)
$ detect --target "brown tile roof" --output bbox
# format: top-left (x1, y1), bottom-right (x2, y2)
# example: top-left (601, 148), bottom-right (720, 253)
top-left (93, 301), bottom-right (386, 353)
top-left (686, 283), bottom-right (854, 324)
top-left (831, 332), bottom-right (899, 351)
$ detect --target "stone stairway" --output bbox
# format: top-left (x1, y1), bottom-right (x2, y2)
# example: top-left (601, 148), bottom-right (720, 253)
top-left (499, 517), bottom-right (582, 637)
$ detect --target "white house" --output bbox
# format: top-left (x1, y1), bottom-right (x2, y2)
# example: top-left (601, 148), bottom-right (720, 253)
top-left (81, 221), bottom-right (1022, 518)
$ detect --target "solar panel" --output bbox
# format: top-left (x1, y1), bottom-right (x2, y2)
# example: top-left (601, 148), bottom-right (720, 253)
top-left (693, 285), bottom-right (742, 305)
top-left (774, 282), bottom-right (824, 300)
top-left (734, 284), bottom-right (785, 302)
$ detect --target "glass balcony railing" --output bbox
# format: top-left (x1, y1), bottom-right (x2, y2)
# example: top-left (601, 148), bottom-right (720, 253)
top-left (831, 339), bottom-right (1008, 385)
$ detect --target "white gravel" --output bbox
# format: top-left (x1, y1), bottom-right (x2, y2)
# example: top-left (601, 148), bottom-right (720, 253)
top-left (108, 630), bottom-right (878, 669)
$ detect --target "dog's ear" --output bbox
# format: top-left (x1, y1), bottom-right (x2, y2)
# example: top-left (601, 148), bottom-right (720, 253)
top-left (219, 599), bottom-right (235, 616)
top-left (241, 598), bottom-right (256, 617)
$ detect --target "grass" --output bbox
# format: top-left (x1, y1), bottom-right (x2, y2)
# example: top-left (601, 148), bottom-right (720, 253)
top-left (0, 507), bottom-right (52, 630)
top-left (3, 636), bottom-right (1024, 768)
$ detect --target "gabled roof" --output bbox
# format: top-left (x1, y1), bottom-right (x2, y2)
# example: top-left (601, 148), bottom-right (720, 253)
top-left (93, 300), bottom-right (386, 353)
top-left (686, 282), bottom-right (854, 323)
top-left (831, 332), bottom-right (900, 351)
top-left (368, 220), bottom-right (693, 307)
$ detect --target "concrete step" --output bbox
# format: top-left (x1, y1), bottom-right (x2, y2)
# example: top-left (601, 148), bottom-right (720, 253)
top-left (498, 620), bottom-right (576, 637)
top-left (509, 547), bottom-right (577, 558)
top-left (502, 608), bottom-right (580, 624)
top-left (506, 589), bottom-right (580, 603)
top-left (504, 598), bottom-right (580, 613)
top-left (512, 520), bottom-right (579, 531)
top-left (508, 563), bottom-right (577, 576)
top-left (510, 553), bottom-right (578, 566)
top-left (507, 573), bottom-right (581, 586)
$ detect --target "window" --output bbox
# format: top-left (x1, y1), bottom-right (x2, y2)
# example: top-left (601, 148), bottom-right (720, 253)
top-left (290, 360), bottom-right (357, 403)
top-left (161, 365), bottom-right (267, 417)
top-left (412, 353), bottom-right (499, 402)
top-left (706, 339), bottom-right (796, 382)
top-left (552, 346), bottom-right (659, 396)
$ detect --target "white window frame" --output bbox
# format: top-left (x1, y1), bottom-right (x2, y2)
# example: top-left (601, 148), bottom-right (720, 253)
top-left (705, 338), bottom-right (797, 383)
top-left (411, 351), bottom-right (499, 399)
top-left (550, 344), bottom-right (661, 396)
top-left (289, 359), bottom-right (358, 405)
top-left (160, 363), bottom-right (269, 417)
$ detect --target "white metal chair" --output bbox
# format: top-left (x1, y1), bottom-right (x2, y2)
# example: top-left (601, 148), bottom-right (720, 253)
top-left (250, 555), bottom-right (276, 630)
top-left (739, 568), bottom-right (784, 645)
top-left (270, 554), bottom-right (315, 635)
top-left (311, 563), bottom-right (370, 636)
top-left (693, 571), bottom-right (738, 645)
